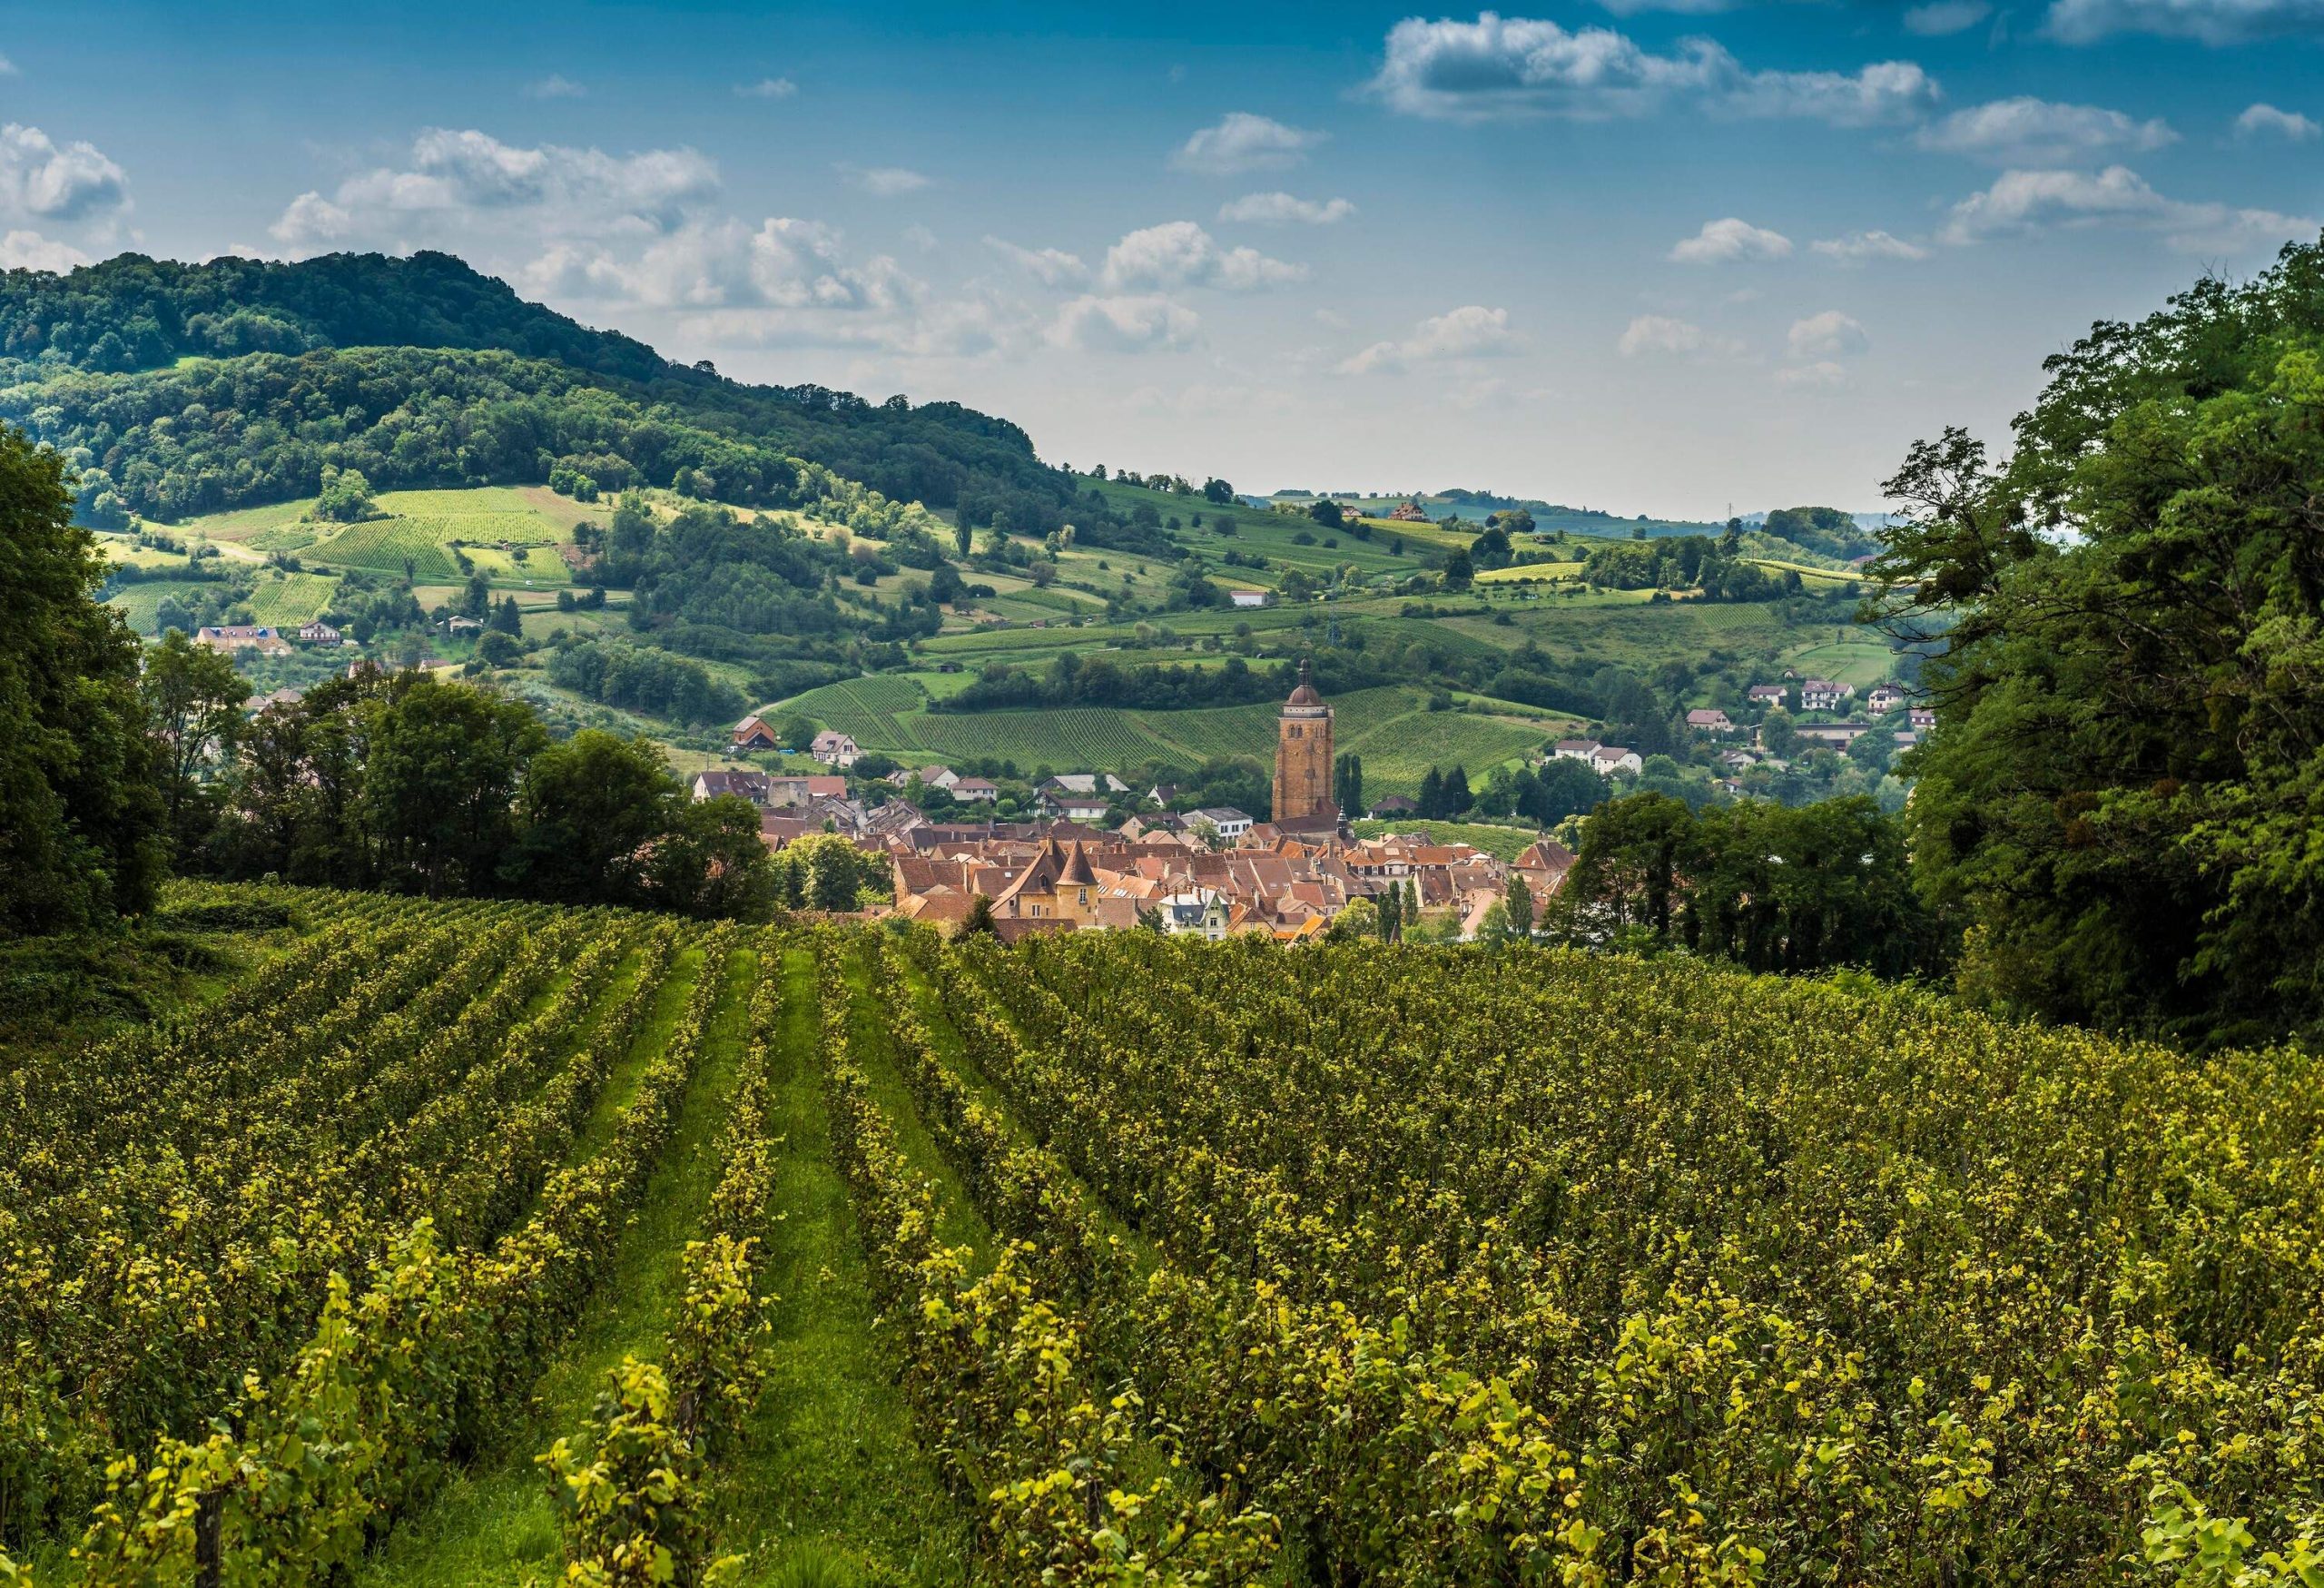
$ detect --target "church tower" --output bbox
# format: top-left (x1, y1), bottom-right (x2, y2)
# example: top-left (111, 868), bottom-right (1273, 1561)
top-left (1273, 658), bottom-right (1334, 824)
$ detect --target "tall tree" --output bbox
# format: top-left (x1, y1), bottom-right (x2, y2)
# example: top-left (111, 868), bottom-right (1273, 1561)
top-left (1872, 242), bottom-right (2324, 1047)
top-left (141, 628), bottom-right (249, 854)
top-left (1334, 752), bottom-right (1364, 819)
top-left (1504, 870), bottom-right (1534, 941)
top-left (0, 424), bottom-right (166, 932)
top-left (363, 676), bottom-right (544, 896)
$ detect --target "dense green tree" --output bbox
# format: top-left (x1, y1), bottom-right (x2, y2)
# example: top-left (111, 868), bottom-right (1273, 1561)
top-left (504, 730), bottom-right (683, 906)
top-left (1872, 240), bottom-right (2324, 1046)
top-left (1441, 546), bottom-right (1474, 590)
top-left (140, 627), bottom-right (248, 854)
top-left (1504, 869), bottom-right (1534, 939)
top-left (363, 676), bottom-right (544, 896)
top-left (1334, 753), bottom-right (1363, 819)
top-left (0, 423), bottom-right (165, 932)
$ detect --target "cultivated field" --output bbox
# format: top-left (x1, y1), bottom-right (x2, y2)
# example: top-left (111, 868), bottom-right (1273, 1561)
top-left (6, 890), bottom-right (2315, 1584)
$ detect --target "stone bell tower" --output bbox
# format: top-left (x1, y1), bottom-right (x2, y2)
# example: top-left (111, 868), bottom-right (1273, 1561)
top-left (1272, 658), bottom-right (1334, 824)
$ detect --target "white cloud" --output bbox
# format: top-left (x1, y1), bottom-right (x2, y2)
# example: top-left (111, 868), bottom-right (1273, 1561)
top-left (1218, 192), bottom-right (1356, 225)
top-left (1915, 97), bottom-right (2176, 164)
top-left (984, 234), bottom-right (1089, 285)
top-left (270, 128), bottom-right (717, 248)
top-left (838, 163), bottom-right (931, 196)
top-left (0, 228), bottom-right (91, 271)
top-left (0, 54), bottom-right (16, 76)
top-left (1342, 303), bottom-right (1521, 372)
top-left (901, 223), bottom-right (938, 252)
top-left (1099, 221), bottom-right (1305, 291)
top-left (1617, 314), bottom-right (1744, 357)
top-left (1364, 14), bottom-right (1936, 125)
top-left (735, 77), bottom-right (798, 100)
top-left (525, 74), bottom-right (586, 99)
top-left (0, 123), bottom-right (129, 222)
top-left (1774, 360), bottom-right (1849, 389)
top-left (1048, 294), bottom-right (1201, 353)
top-left (524, 218), bottom-right (914, 314)
top-left (1787, 310), bottom-right (1868, 358)
top-left (2043, 0), bottom-right (2324, 42)
top-left (1811, 229), bottom-right (1932, 264)
top-left (1729, 61), bottom-right (1940, 127)
top-left (1669, 216), bottom-right (1792, 263)
top-left (1171, 112), bottom-right (1324, 173)
top-left (1904, 0), bottom-right (1994, 33)
top-left (1941, 164), bottom-right (2314, 252)
top-left (2236, 102), bottom-right (2321, 140)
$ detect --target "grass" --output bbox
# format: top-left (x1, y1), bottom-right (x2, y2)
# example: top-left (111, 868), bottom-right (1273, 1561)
top-left (709, 945), bottom-right (969, 1586)
top-left (360, 942), bottom-right (753, 1587)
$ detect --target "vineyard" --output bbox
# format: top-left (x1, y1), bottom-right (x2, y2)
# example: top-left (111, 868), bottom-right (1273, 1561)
top-left (5, 889), bottom-right (2320, 1584)
top-left (767, 678), bottom-right (1552, 795)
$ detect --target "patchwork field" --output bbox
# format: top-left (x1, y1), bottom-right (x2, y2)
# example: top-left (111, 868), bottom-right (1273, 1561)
top-left (764, 676), bottom-right (1556, 793)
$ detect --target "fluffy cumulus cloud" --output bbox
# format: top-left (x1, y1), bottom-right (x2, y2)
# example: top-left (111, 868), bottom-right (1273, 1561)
top-left (1099, 221), bottom-right (1305, 291)
top-left (1904, 0), bottom-right (1994, 33)
top-left (2043, 0), bottom-right (2324, 41)
top-left (984, 234), bottom-right (1089, 285)
top-left (1669, 216), bottom-right (1792, 263)
top-left (1915, 97), bottom-right (2176, 164)
top-left (1787, 310), bottom-right (1868, 358)
top-left (2237, 102), bottom-right (2322, 140)
top-left (1941, 164), bottom-right (2314, 252)
top-left (525, 217), bottom-right (914, 315)
top-left (1811, 229), bottom-right (1932, 264)
top-left (271, 128), bottom-right (717, 248)
top-left (0, 123), bottom-right (130, 222)
top-left (1339, 303), bottom-right (1521, 372)
top-left (1617, 314), bottom-right (1744, 357)
top-left (1218, 192), bottom-right (1356, 225)
top-left (1364, 14), bottom-right (1935, 125)
top-left (0, 228), bottom-right (93, 271)
top-left (1171, 113), bottom-right (1324, 174)
top-left (838, 163), bottom-right (931, 196)
top-left (1047, 294), bottom-right (1201, 353)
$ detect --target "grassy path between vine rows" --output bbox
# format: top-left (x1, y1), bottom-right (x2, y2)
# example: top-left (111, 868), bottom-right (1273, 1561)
top-left (360, 940), bottom-right (752, 1587)
top-left (710, 943), bottom-right (968, 1587)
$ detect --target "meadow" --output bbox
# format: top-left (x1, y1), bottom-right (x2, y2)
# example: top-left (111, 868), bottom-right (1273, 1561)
top-left (5, 888), bottom-right (2314, 1586)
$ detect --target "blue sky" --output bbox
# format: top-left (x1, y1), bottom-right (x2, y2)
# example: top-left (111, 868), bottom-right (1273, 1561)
top-left (4, 2), bottom-right (2320, 515)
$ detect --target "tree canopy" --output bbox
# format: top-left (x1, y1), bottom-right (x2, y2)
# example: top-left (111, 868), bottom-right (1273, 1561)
top-left (1873, 237), bottom-right (2324, 1048)
top-left (0, 422), bottom-right (165, 932)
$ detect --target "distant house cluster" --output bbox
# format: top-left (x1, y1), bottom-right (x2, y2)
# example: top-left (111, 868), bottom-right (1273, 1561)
top-left (1551, 738), bottom-right (1643, 776)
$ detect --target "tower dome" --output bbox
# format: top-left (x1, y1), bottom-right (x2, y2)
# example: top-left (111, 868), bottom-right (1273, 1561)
top-left (1274, 657), bottom-right (1335, 824)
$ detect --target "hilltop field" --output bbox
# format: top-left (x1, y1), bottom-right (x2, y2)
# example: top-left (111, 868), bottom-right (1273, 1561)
top-left (5, 884), bottom-right (2318, 1586)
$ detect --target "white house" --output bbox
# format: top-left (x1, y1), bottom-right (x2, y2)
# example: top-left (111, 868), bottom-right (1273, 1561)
top-left (295, 619), bottom-right (343, 646)
top-left (1867, 685), bottom-right (1906, 715)
top-left (1191, 806), bottom-right (1254, 840)
top-left (1589, 745), bottom-right (1644, 775)
top-left (952, 776), bottom-right (1000, 804)
top-left (1799, 678), bottom-right (1854, 712)
top-left (809, 730), bottom-right (861, 768)
top-left (1162, 888), bottom-right (1231, 941)
top-left (1228, 589), bottom-right (1270, 609)
top-left (1684, 709), bottom-right (1733, 734)
top-left (1551, 738), bottom-right (1601, 763)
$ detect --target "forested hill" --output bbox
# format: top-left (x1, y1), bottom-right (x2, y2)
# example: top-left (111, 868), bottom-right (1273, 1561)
top-left (0, 251), bottom-right (1070, 525)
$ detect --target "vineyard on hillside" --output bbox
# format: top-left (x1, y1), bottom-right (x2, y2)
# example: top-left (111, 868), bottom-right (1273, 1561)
top-left (5, 889), bottom-right (2320, 1585)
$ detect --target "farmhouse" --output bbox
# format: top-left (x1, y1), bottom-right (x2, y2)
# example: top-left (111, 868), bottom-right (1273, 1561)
top-left (1867, 685), bottom-right (1905, 715)
top-left (1551, 738), bottom-right (1601, 763)
top-left (691, 769), bottom-right (772, 804)
top-left (1685, 708), bottom-right (1734, 734)
top-left (1799, 678), bottom-right (1854, 712)
top-left (729, 715), bottom-right (781, 752)
top-left (951, 776), bottom-right (1000, 804)
top-left (1388, 500), bottom-right (1431, 522)
top-left (295, 620), bottom-right (343, 646)
top-left (1590, 745), bottom-right (1644, 776)
top-left (194, 625), bottom-right (290, 655)
top-left (1746, 684), bottom-right (1788, 705)
top-left (809, 730), bottom-right (861, 768)
top-left (1909, 707), bottom-right (1935, 729)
